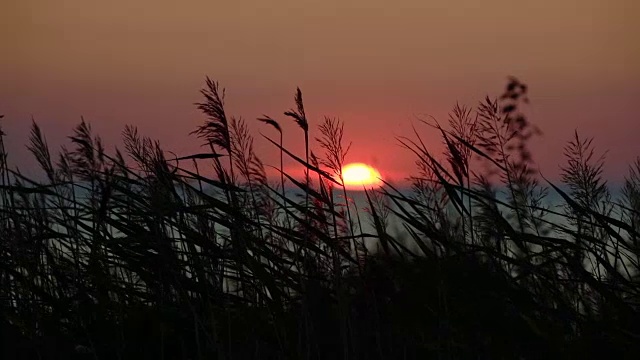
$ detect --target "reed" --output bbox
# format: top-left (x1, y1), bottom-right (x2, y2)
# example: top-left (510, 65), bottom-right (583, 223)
top-left (0, 77), bottom-right (638, 359)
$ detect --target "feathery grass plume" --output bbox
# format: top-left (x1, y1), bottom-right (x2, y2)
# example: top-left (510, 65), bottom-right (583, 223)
top-left (316, 116), bottom-right (359, 278)
top-left (284, 87), bottom-right (308, 132)
top-left (228, 116), bottom-right (271, 303)
top-left (476, 97), bottom-right (523, 220)
top-left (560, 130), bottom-right (615, 295)
top-left (190, 77), bottom-right (255, 301)
top-left (27, 120), bottom-right (55, 183)
top-left (122, 125), bottom-right (147, 170)
top-left (497, 77), bottom-right (545, 234)
top-left (446, 104), bottom-right (478, 242)
top-left (191, 78), bottom-right (240, 192)
top-left (69, 119), bottom-right (95, 173)
top-left (473, 86), bottom-right (545, 265)
top-left (417, 104), bottom-right (479, 244)
top-left (560, 131), bottom-right (612, 248)
top-left (316, 116), bottom-right (351, 178)
top-left (284, 87), bottom-right (311, 237)
top-left (230, 117), bottom-right (272, 222)
top-left (257, 115), bottom-right (282, 133)
top-left (192, 77), bottom-right (231, 152)
top-left (230, 118), bottom-right (256, 185)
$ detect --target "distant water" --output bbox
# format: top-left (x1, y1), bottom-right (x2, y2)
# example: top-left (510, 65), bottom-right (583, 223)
top-left (68, 182), bottom-right (629, 246)
top-left (336, 185), bottom-right (628, 242)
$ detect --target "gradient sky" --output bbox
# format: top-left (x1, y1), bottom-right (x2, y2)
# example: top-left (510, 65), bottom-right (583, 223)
top-left (2, 0), bottom-right (639, 184)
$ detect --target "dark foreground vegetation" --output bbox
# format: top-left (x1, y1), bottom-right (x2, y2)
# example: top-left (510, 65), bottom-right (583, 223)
top-left (1, 77), bottom-right (639, 359)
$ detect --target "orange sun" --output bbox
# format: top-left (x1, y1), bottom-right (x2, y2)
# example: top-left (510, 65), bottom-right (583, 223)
top-left (341, 163), bottom-right (383, 189)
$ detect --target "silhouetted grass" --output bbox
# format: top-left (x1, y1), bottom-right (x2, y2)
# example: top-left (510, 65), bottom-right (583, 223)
top-left (0, 77), bottom-right (639, 359)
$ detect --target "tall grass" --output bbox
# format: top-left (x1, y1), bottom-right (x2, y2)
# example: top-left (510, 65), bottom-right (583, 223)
top-left (1, 77), bottom-right (639, 359)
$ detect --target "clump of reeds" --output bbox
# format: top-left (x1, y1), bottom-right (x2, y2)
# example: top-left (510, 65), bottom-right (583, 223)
top-left (0, 77), bottom-right (638, 359)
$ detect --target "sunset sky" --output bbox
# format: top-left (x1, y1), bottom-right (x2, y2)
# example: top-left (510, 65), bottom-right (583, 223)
top-left (2, 0), bottom-right (638, 184)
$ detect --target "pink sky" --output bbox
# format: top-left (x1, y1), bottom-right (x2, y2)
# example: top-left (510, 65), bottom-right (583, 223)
top-left (1, 0), bottom-right (639, 184)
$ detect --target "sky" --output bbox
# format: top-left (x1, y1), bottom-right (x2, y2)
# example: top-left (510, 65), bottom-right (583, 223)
top-left (1, 0), bottom-right (639, 185)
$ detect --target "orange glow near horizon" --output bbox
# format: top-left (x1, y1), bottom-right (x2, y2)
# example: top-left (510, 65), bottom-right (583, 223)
top-left (341, 163), bottom-right (383, 190)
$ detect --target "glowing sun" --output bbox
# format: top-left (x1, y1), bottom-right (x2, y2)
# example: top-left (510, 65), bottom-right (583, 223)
top-left (341, 163), bottom-right (383, 189)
